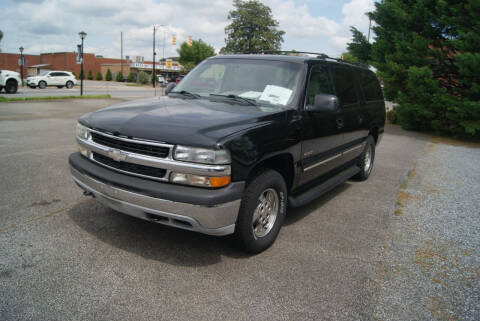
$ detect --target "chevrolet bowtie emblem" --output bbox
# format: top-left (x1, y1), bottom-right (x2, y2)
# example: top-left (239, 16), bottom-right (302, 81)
top-left (108, 149), bottom-right (127, 162)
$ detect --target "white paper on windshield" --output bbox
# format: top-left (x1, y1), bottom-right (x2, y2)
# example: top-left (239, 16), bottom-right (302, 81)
top-left (239, 91), bottom-right (262, 99)
top-left (259, 85), bottom-right (292, 105)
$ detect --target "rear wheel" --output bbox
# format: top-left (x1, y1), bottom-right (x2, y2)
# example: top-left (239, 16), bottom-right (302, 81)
top-left (234, 169), bottom-right (287, 253)
top-left (352, 136), bottom-right (375, 181)
top-left (38, 81), bottom-right (47, 89)
top-left (66, 81), bottom-right (73, 89)
top-left (5, 80), bottom-right (18, 94)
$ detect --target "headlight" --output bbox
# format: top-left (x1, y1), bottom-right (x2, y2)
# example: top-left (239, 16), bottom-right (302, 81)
top-left (170, 172), bottom-right (231, 188)
top-left (76, 123), bottom-right (90, 140)
top-left (173, 145), bottom-right (231, 165)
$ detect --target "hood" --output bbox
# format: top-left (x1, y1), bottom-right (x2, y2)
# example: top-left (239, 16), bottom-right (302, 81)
top-left (79, 96), bottom-right (285, 147)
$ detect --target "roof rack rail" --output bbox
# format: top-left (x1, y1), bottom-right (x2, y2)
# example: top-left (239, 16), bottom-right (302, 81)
top-left (238, 50), bottom-right (369, 67)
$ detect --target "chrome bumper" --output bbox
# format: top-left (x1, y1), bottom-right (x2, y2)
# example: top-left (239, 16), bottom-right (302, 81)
top-left (71, 167), bottom-right (240, 236)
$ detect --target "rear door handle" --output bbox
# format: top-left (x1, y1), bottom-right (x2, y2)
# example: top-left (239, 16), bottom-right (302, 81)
top-left (336, 118), bottom-right (344, 129)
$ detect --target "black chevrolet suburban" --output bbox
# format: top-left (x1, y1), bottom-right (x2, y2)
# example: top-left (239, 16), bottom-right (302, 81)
top-left (70, 53), bottom-right (385, 253)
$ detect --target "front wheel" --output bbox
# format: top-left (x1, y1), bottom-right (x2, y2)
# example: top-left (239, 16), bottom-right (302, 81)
top-left (352, 136), bottom-right (375, 181)
top-left (57, 85), bottom-right (64, 89)
top-left (234, 169), bottom-right (287, 253)
top-left (66, 81), bottom-right (73, 89)
top-left (5, 80), bottom-right (18, 94)
top-left (38, 81), bottom-right (47, 89)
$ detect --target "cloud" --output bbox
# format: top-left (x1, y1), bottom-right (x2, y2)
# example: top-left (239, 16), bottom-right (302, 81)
top-left (1, 0), bottom-right (375, 59)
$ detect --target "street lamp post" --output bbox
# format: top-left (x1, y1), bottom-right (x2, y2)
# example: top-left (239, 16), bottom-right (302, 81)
top-left (19, 46), bottom-right (24, 87)
top-left (79, 31), bottom-right (87, 96)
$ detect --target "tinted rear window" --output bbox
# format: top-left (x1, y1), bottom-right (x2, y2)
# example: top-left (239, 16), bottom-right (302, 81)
top-left (332, 67), bottom-right (358, 106)
top-left (360, 70), bottom-right (383, 101)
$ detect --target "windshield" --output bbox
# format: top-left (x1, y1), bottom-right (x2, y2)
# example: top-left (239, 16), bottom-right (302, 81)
top-left (172, 58), bottom-right (303, 108)
top-left (38, 71), bottom-right (50, 76)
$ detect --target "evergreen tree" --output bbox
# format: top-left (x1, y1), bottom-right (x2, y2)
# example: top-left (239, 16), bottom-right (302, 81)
top-left (105, 69), bottom-right (112, 81)
top-left (369, 0), bottom-right (480, 138)
top-left (116, 71), bottom-right (124, 82)
top-left (95, 72), bottom-right (103, 80)
top-left (127, 72), bottom-right (135, 82)
top-left (79, 69), bottom-right (84, 80)
top-left (220, 0), bottom-right (285, 54)
top-left (87, 70), bottom-right (93, 80)
top-left (346, 27), bottom-right (371, 64)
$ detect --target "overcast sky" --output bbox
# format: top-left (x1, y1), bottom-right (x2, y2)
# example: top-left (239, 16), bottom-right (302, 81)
top-left (1, 0), bottom-right (375, 60)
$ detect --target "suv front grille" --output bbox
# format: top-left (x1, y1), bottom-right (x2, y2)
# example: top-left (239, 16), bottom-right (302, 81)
top-left (91, 132), bottom-right (170, 158)
top-left (92, 152), bottom-right (167, 179)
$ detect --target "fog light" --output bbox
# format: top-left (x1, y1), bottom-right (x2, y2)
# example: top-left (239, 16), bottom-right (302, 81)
top-left (77, 143), bottom-right (90, 158)
top-left (170, 172), bottom-right (230, 188)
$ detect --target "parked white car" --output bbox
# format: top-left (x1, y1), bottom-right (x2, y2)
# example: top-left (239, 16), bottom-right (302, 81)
top-left (27, 71), bottom-right (76, 89)
top-left (0, 70), bottom-right (22, 94)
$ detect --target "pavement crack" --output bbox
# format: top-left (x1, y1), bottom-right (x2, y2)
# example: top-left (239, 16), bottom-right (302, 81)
top-left (0, 204), bottom-right (75, 234)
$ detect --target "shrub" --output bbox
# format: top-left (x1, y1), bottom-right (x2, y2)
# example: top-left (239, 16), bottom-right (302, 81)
top-left (95, 72), bottom-right (103, 81)
top-left (87, 70), bottom-right (93, 80)
top-left (127, 72), bottom-right (135, 82)
top-left (79, 69), bottom-right (84, 80)
top-left (116, 72), bottom-right (124, 82)
top-left (137, 71), bottom-right (149, 84)
top-left (386, 109), bottom-right (397, 124)
top-left (105, 69), bottom-right (112, 81)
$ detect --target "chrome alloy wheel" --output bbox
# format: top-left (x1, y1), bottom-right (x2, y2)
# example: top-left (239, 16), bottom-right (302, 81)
top-left (252, 188), bottom-right (279, 238)
top-left (364, 144), bottom-right (373, 175)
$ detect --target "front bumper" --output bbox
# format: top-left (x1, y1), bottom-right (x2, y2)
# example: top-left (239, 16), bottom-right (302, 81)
top-left (69, 153), bottom-right (244, 236)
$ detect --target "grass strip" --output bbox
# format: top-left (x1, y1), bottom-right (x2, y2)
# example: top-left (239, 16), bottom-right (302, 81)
top-left (0, 94), bottom-right (111, 102)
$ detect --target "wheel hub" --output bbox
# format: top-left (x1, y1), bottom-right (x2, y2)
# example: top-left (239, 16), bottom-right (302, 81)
top-left (252, 188), bottom-right (279, 238)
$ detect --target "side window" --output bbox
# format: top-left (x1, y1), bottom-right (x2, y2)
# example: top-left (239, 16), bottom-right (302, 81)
top-left (360, 70), bottom-right (383, 101)
top-left (306, 65), bottom-right (334, 105)
top-left (333, 67), bottom-right (358, 107)
top-left (50, 72), bottom-right (60, 77)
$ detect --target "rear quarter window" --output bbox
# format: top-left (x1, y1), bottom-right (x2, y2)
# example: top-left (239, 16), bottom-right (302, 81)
top-left (332, 67), bottom-right (358, 107)
top-left (360, 70), bottom-right (383, 101)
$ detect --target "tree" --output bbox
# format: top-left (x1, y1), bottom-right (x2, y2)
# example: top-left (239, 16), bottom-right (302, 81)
top-left (105, 69), bottom-right (112, 81)
top-left (79, 69), bottom-right (84, 80)
top-left (116, 71), bottom-right (124, 82)
top-left (369, 0), bottom-right (480, 138)
top-left (95, 71), bottom-right (103, 80)
top-left (220, 0), bottom-right (285, 54)
top-left (177, 39), bottom-right (215, 71)
top-left (137, 71), bottom-right (149, 84)
top-left (340, 52), bottom-right (359, 63)
top-left (346, 27), bottom-right (371, 64)
top-left (87, 70), bottom-right (93, 80)
top-left (127, 72), bottom-right (135, 82)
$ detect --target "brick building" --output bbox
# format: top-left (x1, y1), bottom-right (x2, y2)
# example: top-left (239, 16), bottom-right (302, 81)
top-left (0, 52), bottom-right (180, 79)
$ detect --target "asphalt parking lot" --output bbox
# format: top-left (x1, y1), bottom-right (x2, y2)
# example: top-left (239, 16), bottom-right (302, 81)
top-left (0, 98), bottom-right (478, 320)
top-left (0, 80), bottom-right (162, 99)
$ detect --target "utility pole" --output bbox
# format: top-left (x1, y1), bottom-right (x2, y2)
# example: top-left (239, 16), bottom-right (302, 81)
top-left (120, 31), bottom-right (123, 76)
top-left (153, 26), bottom-right (156, 88)
top-left (19, 46), bottom-right (24, 87)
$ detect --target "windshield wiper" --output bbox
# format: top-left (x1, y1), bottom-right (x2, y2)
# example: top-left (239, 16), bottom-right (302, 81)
top-left (209, 94), bottom-right (257, 106)
top-left (169, 90), bottom-right (200, 99)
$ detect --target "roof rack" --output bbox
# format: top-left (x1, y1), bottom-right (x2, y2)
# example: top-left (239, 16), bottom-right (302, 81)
top-left (239, 50), bottom-right (368, 68)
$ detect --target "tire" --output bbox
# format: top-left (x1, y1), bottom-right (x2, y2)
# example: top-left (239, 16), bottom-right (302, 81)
top-left (5, 80), bottom-right (18, 94)
top-left (38, 81), bottom-right (47, 89)
top-left (66, 81), bottom-right (73, 89)
top-left (0, 86), bottom-right (3, 92)
top-left (234, 169), bottom-right (287, 253)
top-left (352, 135), bottom-right (375, 181)
top-left (57, 86), bottom-right (64, 89)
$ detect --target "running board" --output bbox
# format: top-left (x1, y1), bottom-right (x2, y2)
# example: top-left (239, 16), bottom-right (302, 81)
top-left (288, 165), bottom-right (361, 208)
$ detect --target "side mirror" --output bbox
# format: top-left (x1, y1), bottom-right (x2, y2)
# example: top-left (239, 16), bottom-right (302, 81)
top-left (306, 94), bottom-right (339, 112)
top-left (165, 82), bottom-right (176, 95)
